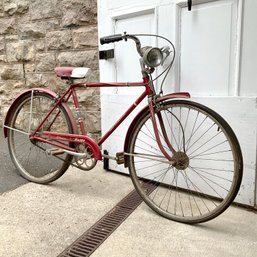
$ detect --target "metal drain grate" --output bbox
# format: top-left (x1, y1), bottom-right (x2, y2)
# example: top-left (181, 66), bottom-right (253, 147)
top-left (58, 182), bottom-right (157, 257)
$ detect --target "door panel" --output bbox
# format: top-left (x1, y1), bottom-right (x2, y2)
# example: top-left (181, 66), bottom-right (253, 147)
top-left (179, 0), bottom-right (238, 96)
top-left (114, 12), bottom-right (155, 95)
top-left (101, 10), bottom-right (156, 173)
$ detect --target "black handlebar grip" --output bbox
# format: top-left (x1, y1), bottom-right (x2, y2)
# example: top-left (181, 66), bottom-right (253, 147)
top-left (100, 34), bottom-right (123, 45)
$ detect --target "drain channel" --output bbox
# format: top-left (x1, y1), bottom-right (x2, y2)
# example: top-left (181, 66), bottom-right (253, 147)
top-left (58, 182), bottom-right (156, 257)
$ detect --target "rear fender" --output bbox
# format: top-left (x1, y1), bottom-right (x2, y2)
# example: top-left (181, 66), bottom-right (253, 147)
top-left (123, 92), bottom-right (190, 167)
top-left (3, 88), bottom-right (77, 137)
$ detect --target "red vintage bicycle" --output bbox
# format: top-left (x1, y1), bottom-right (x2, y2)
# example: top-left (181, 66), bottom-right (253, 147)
top-left (3, 33), bottom-right (243, 224)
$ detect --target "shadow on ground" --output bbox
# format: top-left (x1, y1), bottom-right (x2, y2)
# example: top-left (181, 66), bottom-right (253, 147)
top-left (0, 128), bottom-right (27, 194)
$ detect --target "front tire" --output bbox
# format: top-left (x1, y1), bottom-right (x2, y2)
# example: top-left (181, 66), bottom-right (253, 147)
top-left (127, 100), bottom-right (243, 224)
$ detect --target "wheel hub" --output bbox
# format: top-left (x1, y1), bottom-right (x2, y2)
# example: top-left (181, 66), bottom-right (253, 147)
top-left (172, 151), bottom-right (189, 170)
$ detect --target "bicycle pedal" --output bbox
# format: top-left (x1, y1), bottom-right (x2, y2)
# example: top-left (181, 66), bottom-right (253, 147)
top-left (116, 152), bottom-right (125, 164)
top-left (46, 148), bottom-right (65, 156)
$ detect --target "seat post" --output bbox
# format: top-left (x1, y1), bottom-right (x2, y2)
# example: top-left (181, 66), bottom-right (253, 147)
top-left (66, 78), bottom-right (74, 85)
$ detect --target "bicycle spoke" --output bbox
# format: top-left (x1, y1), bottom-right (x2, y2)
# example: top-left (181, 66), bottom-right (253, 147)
top-left (190, 167), bottom-right (233, 182)
top-left (189, 140), bottom-right (228, 158)
top-left (186, 123), bottom-right (216, 153)
top-left (183, 170), bottom-right (214, 213)
top-left (136, 137), bottom-right (167, 155)
top-left (188, 133), bottom-right (224, 157)
top-left (188, 165), bottom-right (229, 197)
top-left (151, 168), bottom-right (169, 202)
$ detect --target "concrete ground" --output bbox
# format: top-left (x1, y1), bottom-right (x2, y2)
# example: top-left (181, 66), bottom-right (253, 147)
top-left (0, 164), bottom-right (257, 257)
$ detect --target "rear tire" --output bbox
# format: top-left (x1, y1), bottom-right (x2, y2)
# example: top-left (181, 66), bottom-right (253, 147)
top-left (127, 100), bottom-right (243, 224)
top-left (7, 92), bottom-right (74, 184)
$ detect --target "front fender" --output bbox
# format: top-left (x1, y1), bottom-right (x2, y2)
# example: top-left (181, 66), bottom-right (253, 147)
top-left (3, 88), bottom-right (77, 137)
top-left (123, 92), bottom-right (190, 167)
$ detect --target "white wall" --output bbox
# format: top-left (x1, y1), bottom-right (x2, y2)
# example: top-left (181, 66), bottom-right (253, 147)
top-left (98, 0), bottom-right (257, 206)
top-left (238, 0), bottom-right (257, 205)
top-left (239, 0), bottom-right (257, 96)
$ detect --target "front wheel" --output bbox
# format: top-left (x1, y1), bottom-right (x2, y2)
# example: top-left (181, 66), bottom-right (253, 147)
top-left (127, 100), bottom-right (243, 224)
top-left (7, 92), bottom-right (74, 184)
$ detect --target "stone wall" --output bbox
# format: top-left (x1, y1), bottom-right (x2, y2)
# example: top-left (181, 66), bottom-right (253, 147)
top-left (0, 0), bottom-right (100, 139)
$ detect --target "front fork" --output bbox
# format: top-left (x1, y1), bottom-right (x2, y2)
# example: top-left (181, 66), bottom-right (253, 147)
top-left (148, 99), bottom-right (176, 164)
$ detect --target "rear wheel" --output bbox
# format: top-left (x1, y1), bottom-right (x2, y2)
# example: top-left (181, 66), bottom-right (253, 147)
top-left (7, 92), bottom-right (74, 184)
top-left (127, 100), bottom-right (243, 224)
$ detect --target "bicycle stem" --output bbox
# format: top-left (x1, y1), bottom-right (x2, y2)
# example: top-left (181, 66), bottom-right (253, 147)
top-left (124, 34), bottom-right (143, 56)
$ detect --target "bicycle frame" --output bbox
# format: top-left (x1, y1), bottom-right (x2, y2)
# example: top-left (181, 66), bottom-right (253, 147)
top-left (26, 76), bottom-right (150, 156)
top-left (4, 75), bottom-right (190, 162)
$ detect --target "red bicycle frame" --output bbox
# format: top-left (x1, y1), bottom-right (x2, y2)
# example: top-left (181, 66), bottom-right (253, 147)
top-left (5, 74), bottom-right (189, 162)
top-left (28, 76), bottom-right (152, 160)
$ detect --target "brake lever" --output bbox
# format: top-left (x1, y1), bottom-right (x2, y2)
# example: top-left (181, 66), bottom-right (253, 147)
top-left (188, 0), bottom-right (192, 11)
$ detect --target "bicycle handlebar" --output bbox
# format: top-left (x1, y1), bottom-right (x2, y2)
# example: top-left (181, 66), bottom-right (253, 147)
top-left (99, 33), bottom-right (172, 68)
top-left (100, 33), bottom-right (143, 56)
top-left (100, 34), bottom-right (123, 45)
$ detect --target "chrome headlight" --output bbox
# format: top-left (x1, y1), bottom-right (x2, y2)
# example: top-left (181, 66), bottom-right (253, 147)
top-left (142, 47), bottom-right (163, 68)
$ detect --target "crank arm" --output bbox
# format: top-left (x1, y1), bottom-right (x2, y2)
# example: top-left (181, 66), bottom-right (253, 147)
top-left (46, 147), bottom-right (88, 158)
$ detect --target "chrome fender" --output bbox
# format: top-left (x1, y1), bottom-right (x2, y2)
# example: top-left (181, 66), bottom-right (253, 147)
top-left (123, 92), bottom-right (190, 167)
top-left (3, 88), bottom-right (78, 138)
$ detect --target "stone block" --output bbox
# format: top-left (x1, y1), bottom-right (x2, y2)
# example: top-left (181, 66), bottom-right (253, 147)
top-left (3, 0), bottom-right (29, 15)
top-left (34, 39), bottom-right (45, 51)
top-left (31, 0), bottom-right (61, 20)
top-left (0, 64), bottom-right (24, 80)
top-left (84, 111), bottom-right (101, 133)
top-left (0, 37), bottom-right (4, 54)
top-left (0, 80), bottom-right (25, 101)
top-left (57, 50), bottom-right (98, 69)
top-left (5, 34), bottom-right (18, 41)
top-left (19, 22), bottom-right (45, 39)
top-left (6, 40), bottom-right (35, 62)
top-left (25, 53), bottom-right (56, 73)
top-left (73, 26), bottom-right (98, 48)
top-left (61, 0), bottom-right (97, 27)
top-left (45, 19), bottom-right (60, 31)
top-left (46, 30), bottom-right (72, 50)
top-left (0, 0), bottom-right (4, 17)
top-left (35, 53), bottom-right (56, 72)
top-left (45, 74), bottom-right (67, 92)
top-left (78, 88), bottom-right (100, 111)
top-left (25, 73), bottom-right (43, 88)
top-left (24, 63), bottom-right (34, 73)
top-left (26, 73), bottom-right (65, 92)
top-left (0, 55), bottom-right (6, 62)
top-left (0, 17), bottom-right (16, 34)
top-left (12, 80), bottom-right (25, 89)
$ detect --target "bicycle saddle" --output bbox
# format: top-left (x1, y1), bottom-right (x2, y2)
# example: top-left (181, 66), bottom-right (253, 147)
top-left (54, 67), bottom-right (91, 79)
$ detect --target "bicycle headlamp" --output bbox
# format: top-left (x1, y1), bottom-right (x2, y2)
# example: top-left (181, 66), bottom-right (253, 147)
top-left (142, 47), bottom-right (163, 68)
